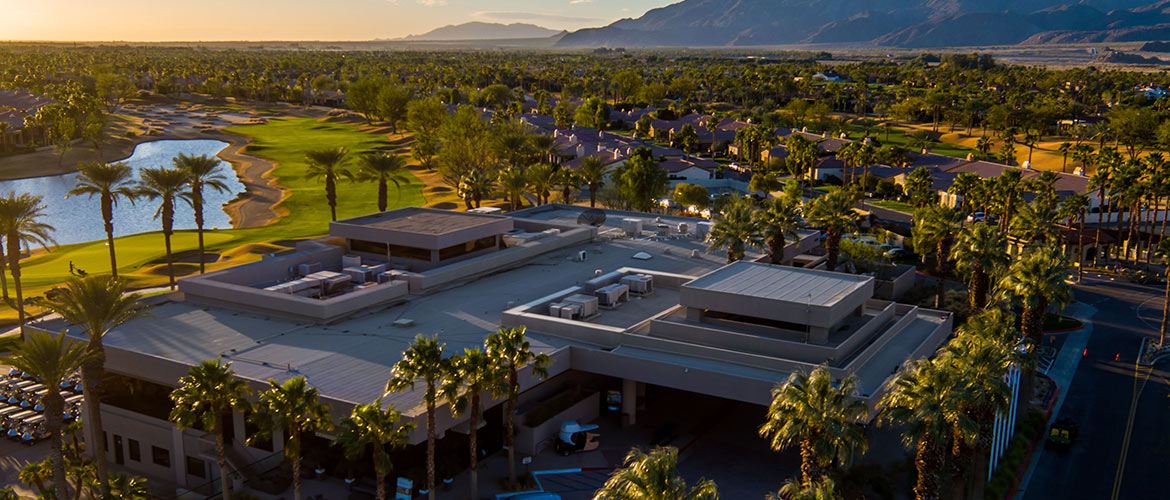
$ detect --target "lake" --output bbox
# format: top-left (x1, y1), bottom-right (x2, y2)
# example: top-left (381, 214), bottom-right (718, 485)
top-left (0, 140), bottom-right (246, 246)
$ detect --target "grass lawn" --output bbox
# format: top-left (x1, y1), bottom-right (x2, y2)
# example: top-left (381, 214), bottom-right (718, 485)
top-left (867, 199), bottom-right (915, 213)
top-left (844, 124), bottom-right (978, 160)
top-left (0, 117), bottom-right (426, 322)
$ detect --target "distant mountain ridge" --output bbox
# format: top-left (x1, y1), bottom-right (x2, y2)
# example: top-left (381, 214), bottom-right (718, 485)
top-left (403, 22), bottom-right (562, 41)
top-left (556, 0), bottom-right (1170, 48)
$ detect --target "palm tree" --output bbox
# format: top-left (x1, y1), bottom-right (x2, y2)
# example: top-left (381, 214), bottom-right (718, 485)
top-left (169, 360), bottom-right (252, 500)
top-left (304, 147), bottom-right (352, 221)
top-left (1061, 194), bottom-right (1091, 281)
top-left (999, 246), bottom-right (1073, 349)
top-left (385, 334), bottom-right (449, 500)
top-left (806, 188), bottom-right (859, 271)
top-left (106, 474), bottom-right (152, 500)
top-left (484, 327), bottom-right (552, 486)
top-left (3, 331), bottom-right (89, 499)
top-left (1058, 142), bottom-right (1073, 173)
top-left (554, 168), bottom-right (581, 204)
top-left (951, 223), bottom-right (1009, 311)
top-left (136, 167), bottom-right (190, 290)
top-left (356, 153), bottom-right (411, 213)
top-left (0, 192), bottom-right (56, 335)
top-left (755, 197), bottom-right (803, 265)
top-left (879, 358), bottom-right (969, 500)
top-left (759, 366), bottom-right (868, 485)
top-left (707, 197), bottom-right (762, 263)
top-left (248, 376), bottom-right (332, 500)
top-left (334, 398), bottom-right (415, 500)
top-left (1012, 197), bottom-right (1062, 249)
top-left (593, 447), bottom-right (719, 500)
top-left (39, 276), bottom-right (148, 495)
top-left (769, 477), bottom-right (839, 500)
top-left (174, 154), bottom-right (231, 274)
top-left (497, 166), bottom-right (528, 212)
top-left (66, 162), bottom-right (138, 278)
top-left (994, 170), bottom-right (1024, 233)
top-left (458, 169), bottom-right (494, 209)
top-left (1156, 239), bottom-right (1170, 347)
top-left (526, 163), bottom-right (557, 206)
top-left (579, 156), bottom-right (608, 208)
top-left (442, 348), bottom-right (499, 500)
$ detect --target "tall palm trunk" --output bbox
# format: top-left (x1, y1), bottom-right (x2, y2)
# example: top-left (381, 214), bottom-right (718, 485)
top-left (80, 351), bottom-right (111, 495)
top-left (1161, 272), bottom-right (1169, 347)
top-left (0, 241), bottom-right (8, 301)
top-left (8, 232), bottom-right (25, 338)
top-left (589, 186), bottom-right (597, 208)
top-left (914, 440), bottom-right (941, 500)
top-left (506, 369), bottom-right (518, 485)
top-left (950, 428), bottom-right (970, 500)
top-left (799, 435), bottom-right (820, 486)
top-left (291, 438), bottom-right (303, 500)
top-left (426, 401), bottom-right (436, 500)
top-left (377, 179), bottom-right (388, 212)
top-left (1078, 211), bottom-right (1086, 282)
top-left (326, 173), bottom-right (338, 222)
top-left (1095, 191), bottom-right (1107, 265)
top-left (215, 416), bottom-right (232, 500)
top-left (375, 458), bottom-right (387, 500)
top-left (970, 265), bottom-right (988, 311)
top-left (768, 233), bottom-right (787, 265)
top-left (192, 184), bottom-right (207, 274)
top-left (45, 390), bottom-right (68, 500)
top-left (826, 232), bottom-right (841, 271)
top-left (468, 393), bottom-right (480, 500)
top-left (102, 193), bottom-right (118, 278)
top-left (163, 201), bottom-right (176, 290)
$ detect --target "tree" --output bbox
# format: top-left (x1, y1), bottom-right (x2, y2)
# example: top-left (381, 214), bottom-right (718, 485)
top-left (95, 73), bottom-right (136, 113)
top-left (3, 331), bottom-right (89, 499)
top-left (249, 377), bottom-right (332, 500)
top-left (497, 166), bottom-right (529, 211)
top-left (879, 359), bottom-right (968, 500)
top-left (1060, 193), bottom-right (1091, 282)
top-left (904, 167), bottom-right (937, 209)
top-left (769, 477), bottom-right (839, 500)
top-left (0, 192), bottom-right (57, 334)
top-left (951, 223), bottom-right (1009, 311)
top-left (594, 447), bottom-right (718, 500)
top-left (170, 360), bottom-right (252, 500)
top-left (575, 97), bottom-right (612, 130)
top-left (756, 197), bottom-right (803, 265)
top-left (347, 78), bottom-right (384, 123)
top-left (136, 167), bottom-right (190, 290)
top-left (707, 197), bottom-right (762, 263)
top-left (1011, 197), bottom-right (1062, 248)
top-left (458, 169), bottom-right (494, 209)
top-left (759, 367), bottom-right (868, 486)
top-left (40, 276), bottom-right (148, 495)
top-left (1057, 142), bottom-right (1073, 173)
top-left (406, 98), bottom-right (447, 170)
top-left (304, 147), bottom-right (353, 222)
top-left (805, 188), bottom-right (858, 271)
top-left (386, 334), bottom-right (449, 500)
top-left (357, 153), bottom-right (411, 213)
top-left (484, 327), bottom-right (551, 485)
top-left (442, 349), bottom-right (499, 500)
top-left (174, 153), bottom-right (230, 274)
top-left (436, 106), bottom-right (492, 189)
top-left (66, 162), bottom-right (137, 278)
top-left (614, 147), bottom-right (668, 212)
top-left (526, 163), bottom-right (557, 206)
top-left (672, 183), bottom-right (710, 210)
top-left (377, 84), bottom-right (411, 133)
top-left (999, 246), bottom-right (1072, 348)
top-left (553, 101), bottom-right (576, 128)
top-left (672, 124), bottom-right (698, 152)
top-left (1108, 105), bottom-right (1157, 159)
top-left (334, 398), bottom-right (415, 500)
top-left (579, 156), bottom-right (609, 208)
top-left (914, 205), bottom-right (963, 307)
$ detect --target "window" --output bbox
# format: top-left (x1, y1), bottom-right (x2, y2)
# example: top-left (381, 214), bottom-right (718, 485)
top-left (102, 432), bottom-right (108, 452)
top-left (186, 456), bottom-right (207, 479)
top-left (387, 243), bottom-right (432, 261)
top-left (438, 236), bottom-right (497, 261)
top-left (151, 446), bottom-right (170, 468)
top-left (128, 439), bottom-right (141, 462)
top-left (349, 239), bottom-right (388, 255)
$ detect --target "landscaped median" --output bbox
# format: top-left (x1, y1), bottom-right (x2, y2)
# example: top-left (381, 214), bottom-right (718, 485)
top-left (0, 117), bottom-right (428, 323)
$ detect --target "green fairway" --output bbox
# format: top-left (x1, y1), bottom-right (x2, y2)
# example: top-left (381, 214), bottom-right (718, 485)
top-left (0, 117), bottom-right (424, 321)
top-left (845, 124), bottom-right (977, 160)
top-left (867, 199), bottom-right (915, 213)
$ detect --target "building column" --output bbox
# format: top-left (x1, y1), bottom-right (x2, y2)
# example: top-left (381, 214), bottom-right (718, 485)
top-left (621, 379), bottom-right (637, 428)
top-left (271, 428), bottom-right (284, 454)
top-left (171, 426), bottom-right (186, 487)
top-left (232, 410), bottom-right (247, 446)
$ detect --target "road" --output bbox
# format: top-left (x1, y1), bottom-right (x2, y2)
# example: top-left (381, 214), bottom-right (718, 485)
top-left (1024, 276), bottom-right (1170, 500)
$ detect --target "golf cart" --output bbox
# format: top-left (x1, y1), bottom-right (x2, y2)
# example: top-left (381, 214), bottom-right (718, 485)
top-left (554, 421), bottom-right (600, 456)
top-left (1046, 417), bottom-right (1078, 452)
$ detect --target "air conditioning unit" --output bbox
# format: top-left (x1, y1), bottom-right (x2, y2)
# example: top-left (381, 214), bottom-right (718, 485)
top-left (563, 294), bottom-right (599, 318)
top-left (595, 284), bottom-right (630, 308)
top-left (576, 250), bottom-right (588, 262)
top-left (621, 274), bottom-right (654, 295)
top-left (297, 261), bottom-right (323, 277)
top-left (342, 255), bottom-right (362, 268)
top-left (622, 218), bottom-right (643, 236)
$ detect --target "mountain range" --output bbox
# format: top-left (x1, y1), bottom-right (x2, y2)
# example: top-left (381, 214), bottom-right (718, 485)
top-left (555, 0), bottom-right (1170, 48)
top-left (403, 22), bottom-right (563, 41)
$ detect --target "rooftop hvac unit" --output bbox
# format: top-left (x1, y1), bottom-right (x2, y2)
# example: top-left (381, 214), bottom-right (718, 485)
top-left (595, 283), bottom-right (630, 308)
top-left (563, 294), bottom-right (599, 318)
top-left (677, 223), bottom-right (689, 235)
top-left (622, 218), bottom-right (643, 236)
top-left (320, 274), bottom-right (351, 294)
top-left (621, 274), bottom-right (654, 295)
top-left (343, 266), bottom-right (375, 283)
top-left (297, 261), bottom-right (323, 277)
top-left (377, 271), bottom-right (399, 284)
top-left (557, 303), bottom-right (582, 320)
top-left (576, 250), bottom-right (588, 262)
top-left (696, 222), bottom-right (713, 240)
top-left (342, 255), bottom-right (362, 268)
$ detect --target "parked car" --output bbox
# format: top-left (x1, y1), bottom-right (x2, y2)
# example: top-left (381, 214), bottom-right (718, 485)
top-left (554, 421), bottom-right (601, 456)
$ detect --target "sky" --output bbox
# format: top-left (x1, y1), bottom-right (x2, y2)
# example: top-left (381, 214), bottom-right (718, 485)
top-left (0, 0), bottom-right (674, 41)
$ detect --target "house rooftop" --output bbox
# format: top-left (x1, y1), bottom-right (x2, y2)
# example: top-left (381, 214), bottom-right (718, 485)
top-left (333, 207), bottom-right (504, 236)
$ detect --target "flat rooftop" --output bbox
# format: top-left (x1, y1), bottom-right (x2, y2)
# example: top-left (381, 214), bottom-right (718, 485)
top-left (338, 207), bottom-right (503, 235)
top-left (684, 261), bottom-right (872, 308)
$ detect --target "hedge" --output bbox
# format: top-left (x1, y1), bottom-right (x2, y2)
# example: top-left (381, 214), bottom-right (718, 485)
top-left (985, 410), bottom-right (1049, 500)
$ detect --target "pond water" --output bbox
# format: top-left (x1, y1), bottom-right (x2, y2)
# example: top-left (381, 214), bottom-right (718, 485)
top-left (0, 140), bottom-right (245, 246)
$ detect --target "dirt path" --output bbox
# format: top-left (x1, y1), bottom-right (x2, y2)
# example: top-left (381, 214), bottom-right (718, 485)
top-left (215, 130), bottom-right (286, 228)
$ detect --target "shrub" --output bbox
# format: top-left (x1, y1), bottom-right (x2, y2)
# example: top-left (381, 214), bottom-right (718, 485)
top-left (985, 410), bottom-right (1048, 500)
